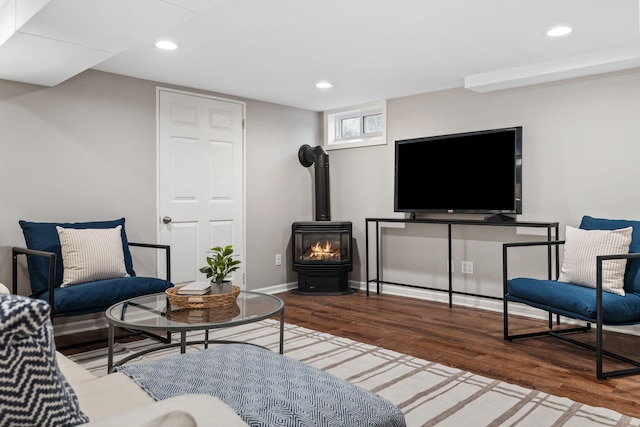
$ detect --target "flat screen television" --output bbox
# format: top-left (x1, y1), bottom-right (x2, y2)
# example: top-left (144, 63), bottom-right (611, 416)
top-left (394, 126), bottom-right (522, 218)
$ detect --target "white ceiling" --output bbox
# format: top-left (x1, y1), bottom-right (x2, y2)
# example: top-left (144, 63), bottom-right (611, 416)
top-left (1, 0), bottom-right (639, 111)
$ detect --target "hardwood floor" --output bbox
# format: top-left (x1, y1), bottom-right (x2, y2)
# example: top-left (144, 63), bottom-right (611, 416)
top-left (58, 289), bottom-right (640, 418)
top-left (275, 290), bottom-right (640, 419)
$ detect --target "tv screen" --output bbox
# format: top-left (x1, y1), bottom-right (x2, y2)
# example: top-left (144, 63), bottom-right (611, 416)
top-left (394, 126), bottom-right (522, 216)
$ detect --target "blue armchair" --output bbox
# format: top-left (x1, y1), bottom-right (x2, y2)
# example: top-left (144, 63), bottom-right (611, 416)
top-left (503, 215), bottom-right (640, 379)
top-left (12, 218), bottom-right (173, 320)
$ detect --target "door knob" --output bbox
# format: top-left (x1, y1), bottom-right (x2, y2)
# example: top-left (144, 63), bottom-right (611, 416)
top-left (162, 216), bottom-right (172, 224)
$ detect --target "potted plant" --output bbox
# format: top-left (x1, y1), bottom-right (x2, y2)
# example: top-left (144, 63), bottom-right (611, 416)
top-left (199, 245), bottom-right (241, 294)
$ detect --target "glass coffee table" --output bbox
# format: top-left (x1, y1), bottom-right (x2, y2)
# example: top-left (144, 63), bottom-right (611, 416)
top-left (105, 290), bottom-right (284, 373)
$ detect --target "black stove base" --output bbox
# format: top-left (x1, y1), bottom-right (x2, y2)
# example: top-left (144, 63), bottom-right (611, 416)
top-left (293, 271), bottom-right (352, 295)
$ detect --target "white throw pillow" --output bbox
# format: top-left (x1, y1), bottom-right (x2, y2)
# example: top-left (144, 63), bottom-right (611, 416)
top-left (57, 226), bottom-right (129, 287)
top-left (558, 225), bottom-right (632, 296)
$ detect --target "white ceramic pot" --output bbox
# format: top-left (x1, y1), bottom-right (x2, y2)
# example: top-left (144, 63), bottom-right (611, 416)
top-left (210, 280), bottom-right (232, 294)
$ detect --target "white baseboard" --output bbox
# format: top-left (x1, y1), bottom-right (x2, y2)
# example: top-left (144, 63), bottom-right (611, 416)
top-left (345, 280), bottom-right (640, 337)
top-left (53, 280), bottom-right (640, 338)
top-left (261, 280), bottom-right (549, 321)
top-left (255, 282), bottom-right (297, 295)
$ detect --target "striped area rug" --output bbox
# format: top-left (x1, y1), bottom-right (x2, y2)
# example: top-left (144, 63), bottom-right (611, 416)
top-left (68, 320), bottom-right (640, 427)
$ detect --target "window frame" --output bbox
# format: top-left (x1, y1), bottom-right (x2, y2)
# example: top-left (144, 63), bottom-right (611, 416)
top-left (324, 100), bottom-right (387, 150)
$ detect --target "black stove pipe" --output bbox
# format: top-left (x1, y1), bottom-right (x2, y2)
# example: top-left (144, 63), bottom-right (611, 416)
top-left (298, 144), bottom-right (330, 221)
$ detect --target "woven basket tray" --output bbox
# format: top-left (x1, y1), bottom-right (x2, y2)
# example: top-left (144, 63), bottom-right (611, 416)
top-left (165, 303), bottom-right (241, 323)
top-left (165, 285), bottom-right (240, 309)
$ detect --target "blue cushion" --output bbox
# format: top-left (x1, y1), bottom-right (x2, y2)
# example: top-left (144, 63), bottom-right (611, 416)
top-left (0, 294), bottom-right (89, 426)
top-left (507, 277), bottom-right (640, 324)
top-left (580, 215), bottom-right (640, 294)
top-left (38, 276), bottom-right (173, 316)
top-left (19, 218), bottom-right (136, 296)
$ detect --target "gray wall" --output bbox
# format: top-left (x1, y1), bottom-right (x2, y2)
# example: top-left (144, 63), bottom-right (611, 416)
top-left (244, 100), bottom-right (321, 287)
top-left (330, 69), bottom-right (640, 299)
top-left (3, 67), bottom-right (640, 302)
top-left (0, 70), bottom-right (319, 294)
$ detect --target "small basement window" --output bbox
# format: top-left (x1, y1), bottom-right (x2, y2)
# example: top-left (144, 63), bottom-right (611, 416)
top-left (324, 100), bottom-right (386, 150)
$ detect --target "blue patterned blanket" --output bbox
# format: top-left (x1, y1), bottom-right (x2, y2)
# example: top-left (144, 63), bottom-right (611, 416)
top-left (117, 343), bottom-right (405, 427)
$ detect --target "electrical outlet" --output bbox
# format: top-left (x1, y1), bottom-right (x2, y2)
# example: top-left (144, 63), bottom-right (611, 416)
top-left (461, 261), bottom-right (473, 274)
top-left (275, 253), bottom-right (282, 266)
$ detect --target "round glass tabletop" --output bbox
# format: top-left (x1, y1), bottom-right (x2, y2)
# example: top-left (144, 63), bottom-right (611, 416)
top-left (105, 290), bottom-right (284, 332)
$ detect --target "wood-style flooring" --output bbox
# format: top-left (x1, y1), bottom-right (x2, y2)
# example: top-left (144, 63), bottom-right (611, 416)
top-left (58, 290), bottom-right (640, 419)
top-left (276, 290), bottom-right (640, 419)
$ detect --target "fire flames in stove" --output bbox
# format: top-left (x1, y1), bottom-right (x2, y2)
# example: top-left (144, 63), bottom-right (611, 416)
top-left (304, 240), bottom-right (341, 261)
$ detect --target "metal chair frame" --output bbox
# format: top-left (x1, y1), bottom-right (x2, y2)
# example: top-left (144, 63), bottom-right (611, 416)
top-left (503, 239), bottom-right (640, 379)
top-left (12, 242), bottom-right (172, 349)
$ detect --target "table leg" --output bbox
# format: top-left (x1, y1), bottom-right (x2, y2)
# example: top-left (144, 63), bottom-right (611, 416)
top-left (279, 308), bottom-right (284, 354)
top-left (107, 323), bottom-right (115, 373)
top-left (180, 331), bottom-right (186, 353)
top-left (204, 329), bottom-right (209, 349)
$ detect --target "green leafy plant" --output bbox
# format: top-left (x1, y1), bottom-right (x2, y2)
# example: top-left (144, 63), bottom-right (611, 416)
top-left (199, 245), bottom-right (241, 286)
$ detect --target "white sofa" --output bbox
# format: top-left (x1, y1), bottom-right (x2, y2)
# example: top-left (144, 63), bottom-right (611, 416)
top-left (0, 283), bottom-right (247, 427)
top-left (57, 351), bottom-right (249, 427)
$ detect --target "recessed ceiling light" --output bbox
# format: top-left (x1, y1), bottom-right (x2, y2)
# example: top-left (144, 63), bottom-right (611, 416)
top-left (546, 26), bottom-right (573, 37)
top-left (155, 40), bottom-right (179, 50)
top-left (316, 81), bottom-right (333, 89)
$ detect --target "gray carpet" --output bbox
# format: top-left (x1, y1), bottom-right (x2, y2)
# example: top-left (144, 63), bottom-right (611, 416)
top-left (67, 320), bottom-right (640, 427)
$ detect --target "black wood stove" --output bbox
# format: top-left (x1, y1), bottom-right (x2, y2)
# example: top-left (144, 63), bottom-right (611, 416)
top-left (292, 145), bottom-right (353, 294)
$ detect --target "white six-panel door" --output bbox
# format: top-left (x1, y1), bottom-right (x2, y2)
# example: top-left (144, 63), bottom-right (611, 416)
top-left (157, 88), bottom-right (245, 286)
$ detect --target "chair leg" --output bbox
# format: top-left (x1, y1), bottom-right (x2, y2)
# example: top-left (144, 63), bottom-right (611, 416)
top-left (56, 329), bottom-right (149, 351)
top-left (503, 295), bottom-right (510, 341)
top-left (56, 329), bottom-right (171, 351)
top-left (503, 298), bottom-right (579, 340)
top-left (514, 317), bottom-right (640, 380)
top-left (597, 317), bottom-right (603, 379)
top-left (594, 320), bottom-right (640, 379)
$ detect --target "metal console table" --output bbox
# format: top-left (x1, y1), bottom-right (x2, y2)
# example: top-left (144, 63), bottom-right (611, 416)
top-left (365, 217), bottom-right (559, 306)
